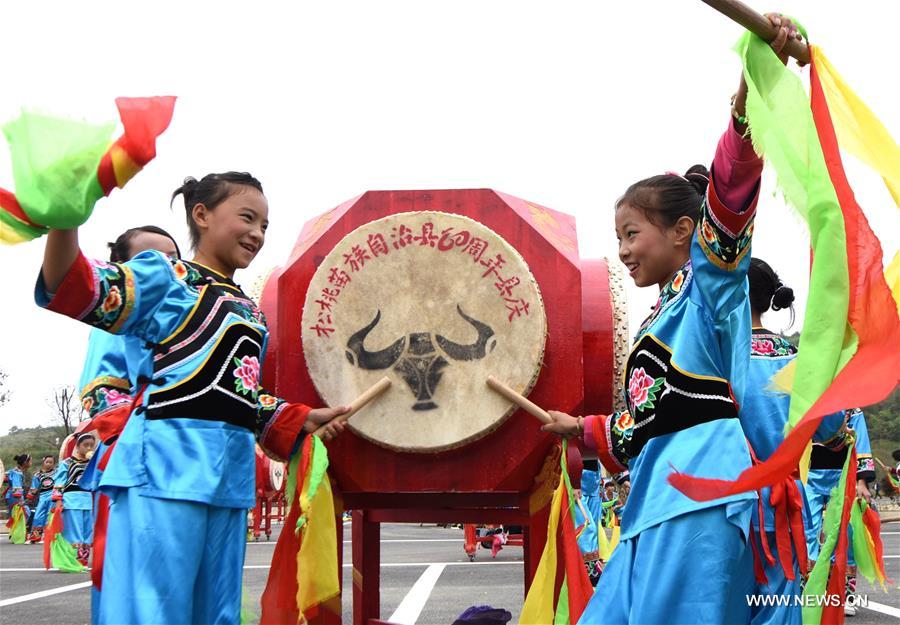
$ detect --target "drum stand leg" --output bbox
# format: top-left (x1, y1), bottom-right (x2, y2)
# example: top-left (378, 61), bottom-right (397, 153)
top-left (352, 509), bottom-right (381, 625)
top-left (463, 523), bottom-right (478, 561)
top-left (263, 497), bottom-right (272, 540)
top-left (252, 496), bottom-right (263, 540)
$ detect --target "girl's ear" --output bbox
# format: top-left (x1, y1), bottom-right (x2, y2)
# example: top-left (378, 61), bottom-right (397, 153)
top-left (191, 203), bottom-right (210, 233)
top-left (671, 215), bottom-right (695, 248)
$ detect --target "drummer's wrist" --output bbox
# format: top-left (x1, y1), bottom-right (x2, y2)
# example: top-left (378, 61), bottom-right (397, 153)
top-left (576, 416), bottom-right (584, 436)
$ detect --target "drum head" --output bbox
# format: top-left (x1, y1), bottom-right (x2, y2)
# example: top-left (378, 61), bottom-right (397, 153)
top-left (302, 211), bottom-right (547, 452)
top-left (269, 461), bottom-right (285, 492)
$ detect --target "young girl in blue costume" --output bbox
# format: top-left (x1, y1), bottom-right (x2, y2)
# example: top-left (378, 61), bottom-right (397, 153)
top-left (4, 453), bottom-right (31, 544)
top-left (27, 455), bottom-right (56, 544)
top-left (804, 408), bottom-right (875, 617)
top-left (36, 172), bottom-right (348, 625)
top-left (54, 433), bottom-right (97, 565)
top-left (543, 16), bottom-right (805, 623)
top-left (742, 258), bottom-right (848, 625)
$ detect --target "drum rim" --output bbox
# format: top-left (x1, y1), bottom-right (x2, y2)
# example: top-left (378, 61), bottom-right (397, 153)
top-left (606, 258), bottom-right (630, 414)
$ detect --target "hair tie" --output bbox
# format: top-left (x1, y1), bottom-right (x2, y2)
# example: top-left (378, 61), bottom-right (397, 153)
top-left (684, 172), bottom-right (710, 183)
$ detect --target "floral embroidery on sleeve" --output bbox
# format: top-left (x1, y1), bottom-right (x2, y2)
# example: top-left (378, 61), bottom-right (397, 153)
top-left (697, 199), bottom-right (754, 272)
top-left (86, 261), bottom-right (136, 332)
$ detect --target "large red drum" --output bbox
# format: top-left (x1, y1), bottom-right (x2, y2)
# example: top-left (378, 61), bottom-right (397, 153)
top-left (260, 189), bottom-right (626, 494)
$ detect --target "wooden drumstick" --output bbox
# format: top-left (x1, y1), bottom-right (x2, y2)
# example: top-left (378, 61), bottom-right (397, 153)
top-left (313, 377), bottom-right (392, 436)
top-left (881, 516), bottom-right (900, 524)
top-left (874, 457), bottom-right (892, 472)
top-left (575, 497), bottom-right (591, 525)
top-left (700, 0), bottom-right (810, 64)
top-left (486, 375), bottom-right (553, 425)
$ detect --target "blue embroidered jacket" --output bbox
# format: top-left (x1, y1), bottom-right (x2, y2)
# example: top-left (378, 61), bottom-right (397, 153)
top-left (37, 252), bottom-right (311, 509)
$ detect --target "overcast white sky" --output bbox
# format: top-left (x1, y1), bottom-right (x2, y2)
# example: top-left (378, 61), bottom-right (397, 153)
top-left (1, 1), bottom-right (897, 434)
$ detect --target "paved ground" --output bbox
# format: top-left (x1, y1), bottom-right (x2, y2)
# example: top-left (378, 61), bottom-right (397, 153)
top-left (1, 522), bottom-right (897, 624)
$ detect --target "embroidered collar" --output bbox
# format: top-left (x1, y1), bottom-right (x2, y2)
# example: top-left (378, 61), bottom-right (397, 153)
top-left (750, 328), bottom-right (797, 358)
top-left (636, 260), bottom-right (692, 338)
top-left (186, 260), bottom-right (238, 286)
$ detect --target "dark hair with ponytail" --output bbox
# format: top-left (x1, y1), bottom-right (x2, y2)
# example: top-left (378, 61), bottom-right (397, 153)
top-left (615, 165), bottom-right (710, 229)
top-left (13, 453), bottom-right (30, 466)
top-left (170, 172), bottom-right (264, 250)
top-left (108, 226), bottom-right (181, 262)
top-left (748, 257), bottom-right (795, 326)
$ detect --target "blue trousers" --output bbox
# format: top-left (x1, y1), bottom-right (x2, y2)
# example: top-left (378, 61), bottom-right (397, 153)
top-left (750, 530), bottom-right (802, 625)
top-left (62, 509), bottom-right (93, 544)
top-left (97, 488), bottom-right (246, 625)
top-left (578, 505), bottom-right (754, 625)
top-left (32, 494), bottom-right (53, 528)
top-left (804, 489), bottom-right (854, 565)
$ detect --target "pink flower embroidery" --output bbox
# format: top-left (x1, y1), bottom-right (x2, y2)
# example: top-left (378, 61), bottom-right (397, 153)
top-left (103, 389), bottom-right (132, 406)
top-left (233, 356), bottom-right (260, 396)
top-left (628, 367), bottom-right (663, 412)
top-left (752, 339), bottom-right (775, 355)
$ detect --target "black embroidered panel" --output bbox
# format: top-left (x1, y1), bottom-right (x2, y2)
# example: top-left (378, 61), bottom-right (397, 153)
top-left (146, 323), bottom-right (264, 430)
top-left (35, 471), bottom-right (55, 494)
top-left (62, 460), bottom-right (88, 494)
top-left (809, 443), bottom-right (848, 470)
top-left (153, 263), bottom-right (264, 372)
top-left (625, 334), bottom-right (739, 458)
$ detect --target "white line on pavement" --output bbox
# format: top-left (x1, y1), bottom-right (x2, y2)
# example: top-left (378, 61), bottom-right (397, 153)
top-left (2, 560), bottom-right (520, 574)
top-left (389, 564), bottom-right (445, 625)
top-left (240, 561), bottom-right (520, 570)
top-left (0, 581), bottom-right (92, 607)
top-left (245, 538), bottom-right (462, 546)
top-left (862, 601), bottom-right (900, 619)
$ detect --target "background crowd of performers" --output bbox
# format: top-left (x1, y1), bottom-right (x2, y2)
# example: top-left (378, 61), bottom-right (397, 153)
top-left (0, 12), bottom-right (898, 625)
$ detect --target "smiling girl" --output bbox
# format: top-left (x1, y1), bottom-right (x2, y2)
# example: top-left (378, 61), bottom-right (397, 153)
top-left (543, 15), bottom-right (805, 625)
top-left (36, 171), bottom-right (348, 625)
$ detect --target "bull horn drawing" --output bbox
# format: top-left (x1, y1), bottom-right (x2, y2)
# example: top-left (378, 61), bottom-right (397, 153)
top-left (344, 306), bottom-right (496, 411)
top-left (345, 310), bottom-right (406, 370)
top-left (436, 305), bottom-right (496, 361)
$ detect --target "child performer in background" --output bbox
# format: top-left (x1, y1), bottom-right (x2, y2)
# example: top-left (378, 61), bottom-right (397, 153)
top-left (53, 433), bottom-right (96, 565)
top-left (741, 258), bottom-right (848, 625)
top-left (27, 455), bottom-right (57, 544)
top-left (4, 454), bottom-right (32, 544)
top-left (76, 225), bottom-right (181, 622)
top-left (804, 407), bottom-right (875, 617)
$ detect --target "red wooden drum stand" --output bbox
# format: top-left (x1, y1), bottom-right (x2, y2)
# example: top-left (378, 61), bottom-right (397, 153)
top-left (259, 189), bottom-right (626, 625)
